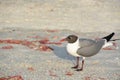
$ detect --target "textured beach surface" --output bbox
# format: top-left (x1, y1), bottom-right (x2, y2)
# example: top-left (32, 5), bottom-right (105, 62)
top-left (0, 0), bottom-right (120, 80)
top-left (0, 28), bottom-right (120, 80)
top-left (0, 0), bottom-right (120, 32)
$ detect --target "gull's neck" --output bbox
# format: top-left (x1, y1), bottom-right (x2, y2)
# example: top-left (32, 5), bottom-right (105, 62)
top-left (66, 38), bottom-right (80, 57)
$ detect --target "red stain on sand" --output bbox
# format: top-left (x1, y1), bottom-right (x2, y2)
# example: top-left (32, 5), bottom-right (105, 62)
top-left (102, 47), bottom-right (115, 50)
top-left (0, 40), bottom-right (22, 44)
top-left (84, 76), bottom-right (91, 80)
top-left (21, 40), bottom-right (36, 48)
top-left (1, 45), bottom-right (13, 49)
top-left (39, 38), bottom-right (63, 45)
top-left (0, 36), bottom-right (66, 51)
top-left (39, 38), bottom-right (49, 44)
top-left (65, 71), bottom-right (74, 76)
top-left (27, 67), bottom-right (35, 71)
top-left (0, 75), bottom-right (23, 80)
top-left (0, 39), bottom-right (53, 52)
top-left (46, 30), bottom-right (58, 33)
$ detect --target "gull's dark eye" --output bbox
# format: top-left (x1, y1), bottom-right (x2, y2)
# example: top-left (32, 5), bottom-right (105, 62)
top-left (68, 36), bottom-right (72, 39)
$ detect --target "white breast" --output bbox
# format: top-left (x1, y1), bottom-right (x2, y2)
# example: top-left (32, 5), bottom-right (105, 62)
top-left (66, 39), bottom-right (80, 57)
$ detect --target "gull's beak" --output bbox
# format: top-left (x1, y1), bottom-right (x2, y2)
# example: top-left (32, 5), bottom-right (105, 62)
top-left (60, 38), bottom-right (67, 42)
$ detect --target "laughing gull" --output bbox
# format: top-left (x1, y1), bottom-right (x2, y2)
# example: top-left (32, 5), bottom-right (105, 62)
top-left (64, 32), bottom-right (115, 71)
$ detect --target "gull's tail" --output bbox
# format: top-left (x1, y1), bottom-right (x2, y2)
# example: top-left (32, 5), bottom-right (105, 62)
top-left (102, 32), bottom-right (115, 42)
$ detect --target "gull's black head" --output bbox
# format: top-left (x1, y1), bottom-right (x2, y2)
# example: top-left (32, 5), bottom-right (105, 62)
top-left (66, 35), bottom-right (78, 43)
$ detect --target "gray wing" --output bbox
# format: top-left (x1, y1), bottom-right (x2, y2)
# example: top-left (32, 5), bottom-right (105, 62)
top-left (77, 39), bottom-right (105, 57)
top-left (79, 38), bottom-right (96, 48)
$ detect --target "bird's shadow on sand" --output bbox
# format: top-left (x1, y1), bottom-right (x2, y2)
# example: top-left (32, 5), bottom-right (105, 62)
top-left (51, 45), bottom-right (75, 61)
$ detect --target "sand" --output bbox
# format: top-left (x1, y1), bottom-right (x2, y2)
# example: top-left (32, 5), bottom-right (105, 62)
top-left (0, 28), bottom-right (120, 80)
top-left (0, 0), bottom-right (120, 32)
top-left (0, 0), bottom-right (120, 80)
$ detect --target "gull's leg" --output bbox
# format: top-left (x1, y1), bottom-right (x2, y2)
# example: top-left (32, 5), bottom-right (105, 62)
top-left (71, 57), bottom-right (79, 69)
top-left (76, 57), bottom-right (85, 71)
